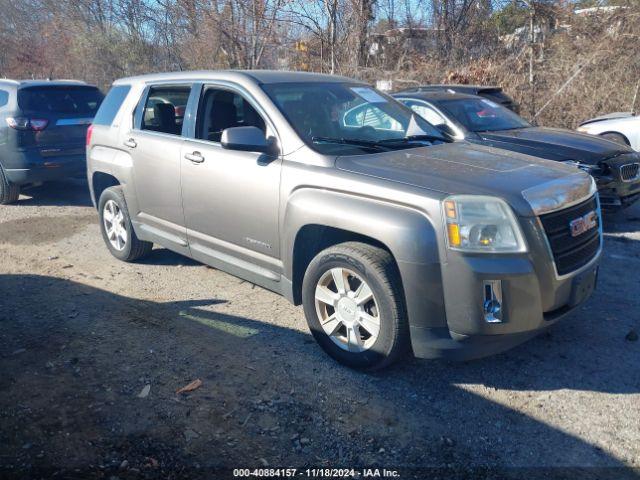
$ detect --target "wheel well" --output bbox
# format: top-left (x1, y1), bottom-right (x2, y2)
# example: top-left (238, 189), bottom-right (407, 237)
top-left (291, 225), bottom-right (396, 305)
top-left (92, 172), bottom-right (120, 208)
top-left (600, 131), bottom-right (630, 145)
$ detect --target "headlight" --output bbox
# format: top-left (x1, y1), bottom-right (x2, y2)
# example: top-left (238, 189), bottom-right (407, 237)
top-left (562, 160), bottom-right (599, 174)
top-left (576, 126), bottom-right (589, 133)
top-left (442, 195), bottom-right (527, 253)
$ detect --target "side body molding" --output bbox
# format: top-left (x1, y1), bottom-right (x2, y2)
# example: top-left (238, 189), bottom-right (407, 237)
top-left (282, 188), bottom-right (448, 335)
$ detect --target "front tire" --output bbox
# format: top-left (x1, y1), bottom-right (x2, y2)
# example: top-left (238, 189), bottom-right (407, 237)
top-left (302, 242), bottom-right (409, 370)
top-left (98, 186), bottom-right (153, 262)
top-left (0, 165), bottom-right (20, 205)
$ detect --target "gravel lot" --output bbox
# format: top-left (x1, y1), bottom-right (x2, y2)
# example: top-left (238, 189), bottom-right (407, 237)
top-left (1, 181), bottom-right (639, 479)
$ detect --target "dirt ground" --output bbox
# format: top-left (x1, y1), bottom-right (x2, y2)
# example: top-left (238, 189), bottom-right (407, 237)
top-left (0, 181), bottom-right (639, 479)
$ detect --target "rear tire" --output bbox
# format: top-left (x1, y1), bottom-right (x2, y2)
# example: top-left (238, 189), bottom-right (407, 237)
top-left (302, 242), bottom-right (409, 370)
top-left (98, 186), bottom-right (153, 262)
top-left (0, 165), bottom-right (20, 205)
top-left (601, 132), bottom-right (629, 146)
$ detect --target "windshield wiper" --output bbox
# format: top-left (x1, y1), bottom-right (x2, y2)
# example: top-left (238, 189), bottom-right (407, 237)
top-left (311, 136), bottom-right (390, 151)
top-left (378, 134), bottom-right (451, 144)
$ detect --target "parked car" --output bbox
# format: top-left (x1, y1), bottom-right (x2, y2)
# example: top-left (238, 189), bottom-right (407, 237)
top-left (395, 84), bottom-right (519, 112)
top-left (394, 91), bottom-right (640, 209)
top-left (577, 112), bottom-right (640, 151)
top-left (0, 79), bottom-right (104, 204)
top-left (88, 71), bottom-right (601, 370)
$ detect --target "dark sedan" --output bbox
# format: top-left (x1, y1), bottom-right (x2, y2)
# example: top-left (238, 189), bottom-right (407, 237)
top-left (393, 91), bottom-right (640, 209)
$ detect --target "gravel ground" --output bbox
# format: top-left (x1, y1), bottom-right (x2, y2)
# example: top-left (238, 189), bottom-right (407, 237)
top-left (0, 181), bottom-right (639, 479)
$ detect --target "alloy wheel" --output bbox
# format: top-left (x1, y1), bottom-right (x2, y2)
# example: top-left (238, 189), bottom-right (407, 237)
top-left (103, 199), bottom-right (127, 251)
top-left (314, 267), bottom-right (380, 352)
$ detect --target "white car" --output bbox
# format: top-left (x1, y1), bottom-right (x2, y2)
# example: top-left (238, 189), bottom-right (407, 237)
top-left (577, 112), bottom-right (640, 151)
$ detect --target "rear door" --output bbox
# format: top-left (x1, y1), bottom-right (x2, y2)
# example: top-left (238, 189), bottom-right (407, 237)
top-left (124, 83), bottom-right (194, 251)
top-left (16, 85), bottom-right (103, 158)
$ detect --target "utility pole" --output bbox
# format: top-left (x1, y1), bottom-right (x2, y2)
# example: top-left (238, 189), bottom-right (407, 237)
top-left (527, 0), bottom-right (536, 119)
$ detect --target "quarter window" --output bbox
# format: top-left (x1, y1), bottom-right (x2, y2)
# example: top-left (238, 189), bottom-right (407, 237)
top-left (195, 87), bottom-right (267, 143)
top-left (93, 85), bottom-right (130, 126)
top-left (403, 100), bottom-right (446, 126)
top-left (343, 104), bottom-right (403, 131)
top-left (141, 86), bottom-right (191, 136)
top-left (0, 90), bottom-right (8, 108)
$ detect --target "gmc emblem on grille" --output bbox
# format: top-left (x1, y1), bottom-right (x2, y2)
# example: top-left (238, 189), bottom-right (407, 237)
top-left (569, 210), bottom-right (597, 237)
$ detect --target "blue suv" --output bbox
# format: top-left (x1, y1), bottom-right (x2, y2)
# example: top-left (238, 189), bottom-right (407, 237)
top-left (0, 80), bottom-right (103, 204)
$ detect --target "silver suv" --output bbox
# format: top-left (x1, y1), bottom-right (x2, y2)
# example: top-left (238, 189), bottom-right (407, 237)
top-left (87, 71), bottom-right (602, 370)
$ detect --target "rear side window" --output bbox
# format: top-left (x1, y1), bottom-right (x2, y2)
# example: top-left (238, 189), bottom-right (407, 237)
top-left (93, 85), bottom-right (131, 126)
top-left (0, 90), bottom-right (8, 108)
top-left (18, 86), bottom-right (103, 115)
top-left (140, 85), bottom-right (191, 136)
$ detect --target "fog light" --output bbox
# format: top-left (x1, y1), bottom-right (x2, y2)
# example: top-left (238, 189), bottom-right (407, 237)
top-left (483, 280), bottom-right (503, 323)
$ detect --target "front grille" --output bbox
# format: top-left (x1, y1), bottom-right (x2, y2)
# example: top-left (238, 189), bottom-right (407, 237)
top-left (539, 196), bottom-right (600, 276)
top-left (620, 163), bottom-right (640, 182)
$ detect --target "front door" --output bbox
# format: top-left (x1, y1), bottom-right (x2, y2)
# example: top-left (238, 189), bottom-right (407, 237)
top-left (180, 85), bottom-right (282, 284)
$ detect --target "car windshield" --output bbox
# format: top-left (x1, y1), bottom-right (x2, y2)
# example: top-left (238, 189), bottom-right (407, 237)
top-left (438, 98), bottom-right (530, 132)
top-left (262, 82), bottom-right (448, 155)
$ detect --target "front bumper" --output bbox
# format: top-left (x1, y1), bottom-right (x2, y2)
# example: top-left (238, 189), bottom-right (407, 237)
top-left (411, 196), bottom-right (602, 361)
top-left (597, 179), bottom-right (640, 209)
top-left (595, 160), bottom-right (640, 209)
top-left (411, 253), bottom-right (600, 360)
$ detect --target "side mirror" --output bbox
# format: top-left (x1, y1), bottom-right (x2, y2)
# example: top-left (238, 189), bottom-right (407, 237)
top-left (437, 123), bottom-right (457, 138)
top-left (221, 126), bottom-right (276, 154)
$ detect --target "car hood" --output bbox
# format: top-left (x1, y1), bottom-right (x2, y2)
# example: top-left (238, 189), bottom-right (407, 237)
top-left (477, 127), bottom-right (632, 164)
top-left (336, 142), bottom-right (593, 216)
top-left (581, 112), bottom-right (634, 125)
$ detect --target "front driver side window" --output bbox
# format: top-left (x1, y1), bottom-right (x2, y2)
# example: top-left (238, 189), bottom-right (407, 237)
top-left (196, 88), bottom-right (267, 143)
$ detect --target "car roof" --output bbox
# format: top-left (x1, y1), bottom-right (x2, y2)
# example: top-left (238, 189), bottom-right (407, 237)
top-left (0, 79), bottom-right (94, 89)
top-left (113, 70), bottom-right (361, 86)
top-left (392, 91), bottom-right (481, 102)
top-left (411, 84), bottom-right (501, 92)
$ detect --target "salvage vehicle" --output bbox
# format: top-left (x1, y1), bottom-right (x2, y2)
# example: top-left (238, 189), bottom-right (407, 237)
top-left (0, 79), bottom-right (104, 204)
top-left (394, 91), bottom-right (640, 210)
top-left (87, 71), bottom-right (601, 370)
top-left (577, 112), bottom-right (640, 151)
top-left (396, 84), bottom-right (519, 112)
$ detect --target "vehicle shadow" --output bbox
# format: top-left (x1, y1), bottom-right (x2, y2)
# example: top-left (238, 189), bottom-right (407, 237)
top-left (17, 179), bottom-right (93, 207)
top-left (0, 274), bottom-right (637, 478)
top-left (139, 248), bottom-right (200, 267)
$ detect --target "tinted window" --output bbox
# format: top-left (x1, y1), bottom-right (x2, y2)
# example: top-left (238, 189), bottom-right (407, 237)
top-left (0, 90), bottom-right (8, 108)
top-left (196, 88), bottom-right (266, 142)
top-left (439, 98), bottom-right (530, 132)
top-left (18, 86), bottom-right (103, 114)
top-left (93, 85), bottom-right (131, 126)
top-left (141, 86), bottom-right (191, 136)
